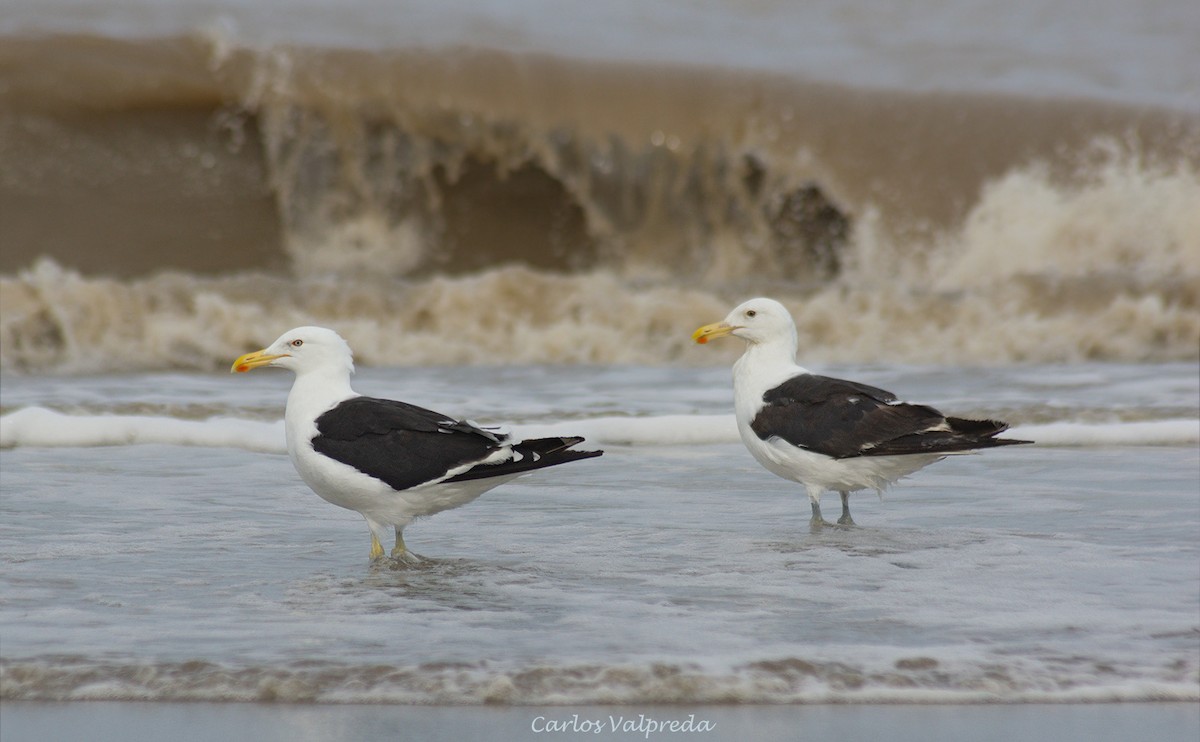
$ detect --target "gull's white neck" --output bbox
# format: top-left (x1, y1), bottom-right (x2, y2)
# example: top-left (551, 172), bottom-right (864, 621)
top-left (284, 366), bottom-right (358, 454)
top-left (732, 336), bottom-right (807, 422)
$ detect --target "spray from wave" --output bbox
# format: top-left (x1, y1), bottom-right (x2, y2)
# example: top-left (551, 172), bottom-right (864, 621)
top-left (1, 35), bottom-right (1197, 373)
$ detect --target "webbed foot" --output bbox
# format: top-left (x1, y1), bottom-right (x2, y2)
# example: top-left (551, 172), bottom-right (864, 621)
top-left (389, 546), bottom-right (425, 565)
top-left (388, 531), bottom-right (425, 565)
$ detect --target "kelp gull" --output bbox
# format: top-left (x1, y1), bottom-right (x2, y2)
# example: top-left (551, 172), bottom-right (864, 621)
top-left (693, 298), bottom-right (1029, 527)
top-left (233, 326), bottom-right (602, 562)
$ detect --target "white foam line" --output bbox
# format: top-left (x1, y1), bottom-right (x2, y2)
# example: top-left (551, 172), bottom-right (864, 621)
top-left (2, 407), bottom-right (1196, 451)
top-left (1010, 419), bottom-right (1199, 447)
top-left (0, 406), bottom-right (286, 453)
top-left (510, 414), bottom-right (739, 446)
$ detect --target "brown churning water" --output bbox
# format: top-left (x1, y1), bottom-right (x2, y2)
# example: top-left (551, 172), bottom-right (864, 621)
top-left (1, 32), bottom-right (1198, 373)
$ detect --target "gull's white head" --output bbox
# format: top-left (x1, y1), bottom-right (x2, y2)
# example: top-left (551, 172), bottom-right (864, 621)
top-left (692, 297), bottom-right (797, 347)
top-left (231, 326), bottom-right (355, 376)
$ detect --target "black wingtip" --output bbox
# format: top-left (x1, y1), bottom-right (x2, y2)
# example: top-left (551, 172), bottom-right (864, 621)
top-left (947, 417), bottom-right (1009, 437)
top-left (529, 437), bottom-right (604, 460)
top-left (560, 436), bottom-right (603, 459)
top-left (443, 435), bottom-right (602, 484)
top-left (516, 435), bottom-right (599, 456)
top-left (947, 418), bottom-right (1035, 447)
top-left (988, 437), bottom-right (1033, 447)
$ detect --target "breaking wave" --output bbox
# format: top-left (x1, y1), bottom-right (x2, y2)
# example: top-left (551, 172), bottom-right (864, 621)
top-left (2, 34), bottom-right (1198, 373)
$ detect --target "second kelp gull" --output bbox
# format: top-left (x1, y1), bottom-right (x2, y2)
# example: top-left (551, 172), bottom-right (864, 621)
top-left (693, 298), bottom-right (1028, 527)
top-left (232, 326), bottom-right (602, 562)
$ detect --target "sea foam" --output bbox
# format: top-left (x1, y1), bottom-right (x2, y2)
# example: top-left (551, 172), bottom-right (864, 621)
top-left (2, 407), bottom-right (1196, 451)
top-left (0, 407), bottom-right (285, 453)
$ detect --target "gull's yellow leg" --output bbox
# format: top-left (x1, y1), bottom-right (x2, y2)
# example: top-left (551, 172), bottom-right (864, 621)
top-left (369, 531), bottom-right (385, 561)
top-left (390, 528), bottom-right (423, 564)
top-left (391, 530), bottom-right (409, 559)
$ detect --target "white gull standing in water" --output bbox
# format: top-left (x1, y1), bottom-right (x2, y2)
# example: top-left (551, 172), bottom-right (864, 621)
top-left (692, 298), bottom-right (1028, 527)
top-left (233, 326), bottom-right (602, 562)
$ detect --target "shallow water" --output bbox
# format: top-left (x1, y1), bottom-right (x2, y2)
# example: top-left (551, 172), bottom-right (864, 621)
top-left (2, 364), bottom-right (1197, 704)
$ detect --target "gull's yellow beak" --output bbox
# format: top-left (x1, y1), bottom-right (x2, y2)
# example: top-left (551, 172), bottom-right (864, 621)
top-left (692, 321), bottom-right (736, 345)
top-left (231, 349), bottom-right (287, 373)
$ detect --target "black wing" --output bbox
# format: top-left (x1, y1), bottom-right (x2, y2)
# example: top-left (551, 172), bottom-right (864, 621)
top-left (311, 396), bottom-right (509, 491)
top-left (312, 396), bottom-right (603, 491)
top-left (750, 374), bottom-right (1027, 459)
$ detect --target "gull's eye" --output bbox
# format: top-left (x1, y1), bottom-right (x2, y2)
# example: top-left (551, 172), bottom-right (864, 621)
top-left (745, 310), bottom-right (757, 318)
top-left (290, 339), bottom-right (304, 348)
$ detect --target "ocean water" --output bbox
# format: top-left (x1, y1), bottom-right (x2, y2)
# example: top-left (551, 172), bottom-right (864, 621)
top-left (1, 363), bottom-right (1198, 704)
top-left (2, 0), bottom-right (1199, 373)
top-left (1, 0), bottom-right (1199, 721)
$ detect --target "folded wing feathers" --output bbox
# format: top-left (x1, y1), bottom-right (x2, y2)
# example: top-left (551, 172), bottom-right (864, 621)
top-left (755, 374), bottom-right (1028, 459)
